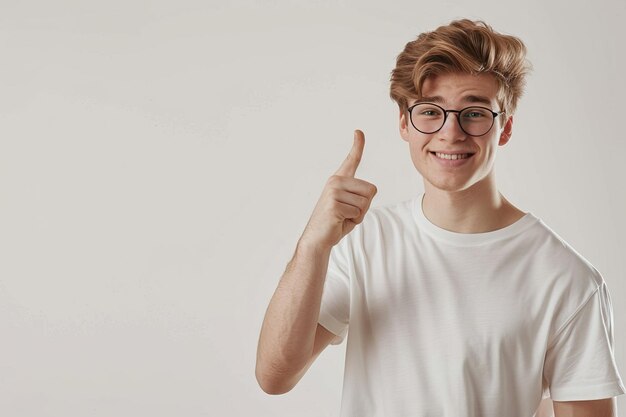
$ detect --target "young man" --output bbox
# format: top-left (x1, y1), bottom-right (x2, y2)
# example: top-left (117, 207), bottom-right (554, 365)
top-left (255, 19), bottom-right (625, 416)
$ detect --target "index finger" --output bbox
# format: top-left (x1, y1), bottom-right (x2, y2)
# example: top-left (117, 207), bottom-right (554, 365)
top-left (334, 130), bottom-right (365, 178)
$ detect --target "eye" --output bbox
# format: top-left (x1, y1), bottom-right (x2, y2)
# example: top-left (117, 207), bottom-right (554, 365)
top-left (462, 107), bottom-right (491, 119)
top-left (415, 105), bottom-right (442, 117)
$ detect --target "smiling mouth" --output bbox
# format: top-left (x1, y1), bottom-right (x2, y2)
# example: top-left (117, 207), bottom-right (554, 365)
top-left (430, 151), bottom-right (475, 160)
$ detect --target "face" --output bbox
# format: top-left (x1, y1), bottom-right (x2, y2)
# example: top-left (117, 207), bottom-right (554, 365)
top-left (399, 72), bottom-right (513, 193)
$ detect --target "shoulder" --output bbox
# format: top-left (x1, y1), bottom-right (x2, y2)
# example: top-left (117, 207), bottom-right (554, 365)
top-left (526, 218), bottom-right (608, 332)
top-left (529, 218), bottom-right (604, 288)
top-left (360, 196), bottom-right (416, 232)
top-left (352, 196), bottom-right (416, 240)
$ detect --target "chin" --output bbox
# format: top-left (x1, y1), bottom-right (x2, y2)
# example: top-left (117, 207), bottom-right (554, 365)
top-left (430, 183), bottom-right (472, 193)
top-left (424, 176), bottom-right (476, 193)
top-left (416, 161), bottom-right (491, 194)
top-left (414, 161), bottom-right (475, 193)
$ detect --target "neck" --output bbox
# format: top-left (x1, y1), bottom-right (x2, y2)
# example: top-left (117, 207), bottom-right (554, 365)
top-left (421, 174), bottom-right (525, 234)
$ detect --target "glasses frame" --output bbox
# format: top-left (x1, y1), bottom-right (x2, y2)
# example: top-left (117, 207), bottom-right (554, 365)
top-left (407, 102), bottom-right (505, 137)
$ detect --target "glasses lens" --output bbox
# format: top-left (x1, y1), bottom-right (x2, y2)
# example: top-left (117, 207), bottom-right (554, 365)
top-left (459, 107), bottom-right (494, 136)
top-left (410, 103), bottom-right (445, 134)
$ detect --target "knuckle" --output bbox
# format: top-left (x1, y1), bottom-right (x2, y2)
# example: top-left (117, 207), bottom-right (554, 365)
top-left (327, 175), bottom-right (341, 185)
top-left (328, 188), bottom-right (341, 200)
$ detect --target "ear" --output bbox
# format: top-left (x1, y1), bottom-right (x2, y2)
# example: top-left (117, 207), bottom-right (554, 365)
top-left (498, 115), bottom-right (513, 146)
top-left (399, 108), bottom-right (410, 142)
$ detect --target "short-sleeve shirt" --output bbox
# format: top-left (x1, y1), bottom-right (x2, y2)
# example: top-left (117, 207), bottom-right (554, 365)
top-left (318, 193), bottom-right (625, 417)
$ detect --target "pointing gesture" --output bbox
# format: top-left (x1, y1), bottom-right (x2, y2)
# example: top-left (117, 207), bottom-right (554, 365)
top-left (300, 130), bottom-right (378, 250)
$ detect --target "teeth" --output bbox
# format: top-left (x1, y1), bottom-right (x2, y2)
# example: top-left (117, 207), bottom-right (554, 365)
top-left (435, 152), bottom-right (471, 160)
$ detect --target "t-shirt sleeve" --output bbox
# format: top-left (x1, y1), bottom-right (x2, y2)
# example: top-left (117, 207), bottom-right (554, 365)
top-left (543, 281), bottom-right (626, 401)
top-left (317, 235), bottom-right (351, 346)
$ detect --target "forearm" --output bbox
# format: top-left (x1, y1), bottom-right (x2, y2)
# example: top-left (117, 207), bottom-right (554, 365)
top-left (256, 238), bottom-right (332, 386)
top-left (553, 397), bottom-right (616, 417)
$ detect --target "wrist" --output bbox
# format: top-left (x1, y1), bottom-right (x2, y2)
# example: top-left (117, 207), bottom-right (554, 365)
top-left (297, 236), bottom-right (332, 257)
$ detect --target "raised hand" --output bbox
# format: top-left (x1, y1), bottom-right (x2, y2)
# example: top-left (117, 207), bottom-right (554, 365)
top-left (300, 130), bottom-right (378, 249)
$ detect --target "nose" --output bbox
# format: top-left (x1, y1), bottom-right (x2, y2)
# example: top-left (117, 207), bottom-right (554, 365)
top-left (438, 111), bottom-right (466, 142)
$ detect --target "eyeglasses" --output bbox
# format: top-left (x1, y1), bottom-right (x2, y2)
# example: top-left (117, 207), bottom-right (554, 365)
top-left (407, 102), bottom-right (505, 137)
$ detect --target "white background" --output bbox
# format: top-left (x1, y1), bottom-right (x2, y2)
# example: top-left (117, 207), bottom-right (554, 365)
top-left (0, 0), bottom-right (624, 416)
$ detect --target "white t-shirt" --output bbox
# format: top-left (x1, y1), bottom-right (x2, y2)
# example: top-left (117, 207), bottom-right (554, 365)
top-left (318, 193), bottom-right (625, 417)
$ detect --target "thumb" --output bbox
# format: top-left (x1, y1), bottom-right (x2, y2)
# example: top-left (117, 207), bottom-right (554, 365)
top-left (334, 130), bottom-right (365, 178)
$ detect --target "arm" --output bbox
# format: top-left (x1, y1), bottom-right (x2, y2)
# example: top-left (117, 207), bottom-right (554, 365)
top-left (544, 282), bottom-right (624, 416)
top-left (255, 130), bottom-right (377, 395)
top-left (553, 397), bottom-right (616, 417)
top-left (255, 240), bottom-right (333, 395)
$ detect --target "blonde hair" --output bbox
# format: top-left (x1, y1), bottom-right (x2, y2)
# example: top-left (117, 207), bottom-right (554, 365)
top-left (389, 19), bottom-right (531, 118)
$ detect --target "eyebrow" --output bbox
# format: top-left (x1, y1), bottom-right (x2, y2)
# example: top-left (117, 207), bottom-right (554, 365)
top-left (417, 95), bottom-right (493, 107)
